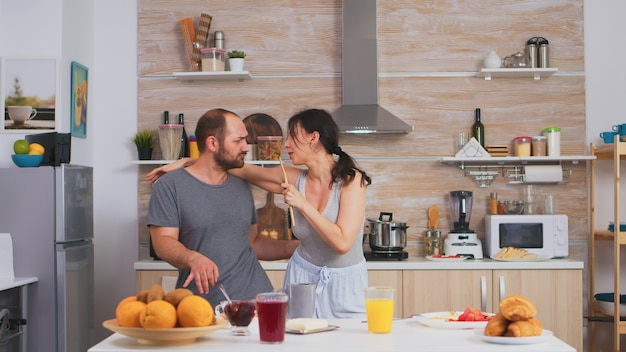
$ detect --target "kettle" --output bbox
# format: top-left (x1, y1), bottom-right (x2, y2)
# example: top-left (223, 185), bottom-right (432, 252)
top-left (503, 52), bottom-right (528, 68)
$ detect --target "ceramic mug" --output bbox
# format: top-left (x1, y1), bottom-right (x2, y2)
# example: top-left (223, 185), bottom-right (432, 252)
top-left (7, 106), bottom-right (37, 125)
top-left (611, 123), bottom-right (626, 141)
top-left (600, 131), bottom-right (617, 144)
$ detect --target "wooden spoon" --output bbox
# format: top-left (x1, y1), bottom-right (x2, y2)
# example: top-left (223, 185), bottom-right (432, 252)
top-left (427, 206), bottom-right (439, 231)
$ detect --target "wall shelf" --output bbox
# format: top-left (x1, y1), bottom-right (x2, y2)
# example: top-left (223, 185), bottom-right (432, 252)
top-left (440, 155), bottom-right (594, 187)
top-left (172, 71), bottom-right (252, 82)
top-left (441, 155), bottom-right (594, 164)
top-left (132, 160), bottom-right (280, 166)
top-left (476, 68), bottom-right (558, 80)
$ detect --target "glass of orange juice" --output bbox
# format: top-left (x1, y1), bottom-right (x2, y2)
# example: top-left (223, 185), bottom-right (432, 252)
top-left (364, 286), bottom-right (394, 333)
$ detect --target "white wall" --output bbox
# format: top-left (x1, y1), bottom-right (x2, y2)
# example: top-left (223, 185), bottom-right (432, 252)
top-left (91, 0), bottom-right (139, 343)
top-left (0, 0), bottom-right (138, 343)
top-left (2, 0), bottom-right (626, 348)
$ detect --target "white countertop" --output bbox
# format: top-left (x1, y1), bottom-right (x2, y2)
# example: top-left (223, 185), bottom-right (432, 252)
top-left (89, 318), bottom-right (575, 352)
top-left (0, 277), bottom-right (38, 291)
top-left (134, 258), bottom-right (583, 271)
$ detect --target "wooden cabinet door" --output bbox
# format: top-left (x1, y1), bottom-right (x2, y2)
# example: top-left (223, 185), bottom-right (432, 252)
top-left (403, 270), bottom-right (493, 317)
top-left (368, 270), bottom-right (403, 318)
top-left (135, 270), bottom-right (177, 292)
top-left (492, 269), bottom-right (582, 352)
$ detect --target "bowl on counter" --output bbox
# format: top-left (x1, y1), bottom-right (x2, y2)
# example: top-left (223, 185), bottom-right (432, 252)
top-left (502, 200), bottom-right (524, 215)
top-left (11, 154), bottom-right (43, 168)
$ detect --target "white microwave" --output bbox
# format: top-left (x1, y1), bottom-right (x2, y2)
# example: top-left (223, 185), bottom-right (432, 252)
top-left (484, 214), bottom-right (568, 259)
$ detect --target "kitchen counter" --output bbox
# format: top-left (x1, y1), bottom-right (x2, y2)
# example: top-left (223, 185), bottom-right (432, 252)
top-left (89, 318), bottom-right (575, 352)
top-left (0, 277), bottom-right (38, 291)
top-left (134, 258), bottom-right (583, 271)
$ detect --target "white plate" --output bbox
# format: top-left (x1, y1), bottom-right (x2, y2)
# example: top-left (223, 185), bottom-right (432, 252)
top-left (425, 255), bottom-right (470, 262)
top-left (285, 325), bottom-right (339, 335)
top-left (474, 329), bottom-right (553, 345)
top-left (491, 256), bottom-right (551, 262)
top-left (413, 311), bottom-right (491, 329)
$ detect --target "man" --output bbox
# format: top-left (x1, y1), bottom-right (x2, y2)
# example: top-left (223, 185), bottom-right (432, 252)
top-left (147, 108), bottom-right (298, 306)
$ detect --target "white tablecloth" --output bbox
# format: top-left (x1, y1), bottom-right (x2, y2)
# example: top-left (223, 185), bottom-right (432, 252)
top-left (89, 318), bottom-right (575, 352)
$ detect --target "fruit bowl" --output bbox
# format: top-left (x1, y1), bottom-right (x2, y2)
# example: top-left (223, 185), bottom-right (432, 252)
top-left (11, 154), bottom-right (44, 168)
top-left (102, 319), bottom-right (228, 345)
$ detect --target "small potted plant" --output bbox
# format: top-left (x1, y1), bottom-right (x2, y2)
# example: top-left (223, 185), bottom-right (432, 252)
top-left (132, 130), bottom-right (154, 160)
top-left (227, 50), bottom-right (246, 72)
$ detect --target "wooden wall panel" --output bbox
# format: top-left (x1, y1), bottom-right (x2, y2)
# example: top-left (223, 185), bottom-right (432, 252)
top-left (136, 0), bottom-right (587, 271)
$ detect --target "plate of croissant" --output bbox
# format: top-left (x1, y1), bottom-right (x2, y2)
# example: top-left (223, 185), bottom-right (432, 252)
top-left (480, 294), bottom-right (552, 344)
top-left (475, 329), bottom-right (553, 345)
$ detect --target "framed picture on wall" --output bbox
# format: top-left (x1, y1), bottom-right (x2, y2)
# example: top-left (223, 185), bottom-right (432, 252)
top-left (1, 57), bottom-right (59, 133)
top-left (70, 61), bottom-right (88, 138)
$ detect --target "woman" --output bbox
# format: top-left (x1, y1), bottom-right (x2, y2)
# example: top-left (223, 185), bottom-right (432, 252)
top-left (147, 108), bottom-right (371, 318)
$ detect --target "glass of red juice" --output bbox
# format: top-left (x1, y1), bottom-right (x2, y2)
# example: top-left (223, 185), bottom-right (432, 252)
top-left (256, 292), bottom-right (288, 343)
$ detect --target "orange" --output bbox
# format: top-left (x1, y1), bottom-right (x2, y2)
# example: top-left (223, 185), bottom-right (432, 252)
top-left (176, 295), bottom-right (214, 327)
top-left (116, 301), bottom-right (146, 327)
top-left (140, 300), bottom-right (177, 329)
top-left (115, 295), bottom-right (137, 318)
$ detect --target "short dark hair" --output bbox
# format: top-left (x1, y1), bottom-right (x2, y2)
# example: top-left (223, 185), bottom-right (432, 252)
top-left (195, 108), bottom-right (236, 153)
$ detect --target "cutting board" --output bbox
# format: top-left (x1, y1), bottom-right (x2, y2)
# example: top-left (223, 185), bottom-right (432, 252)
top-left (243, 113), bottom-right (283, 144)
top-left (257, 192), bottom-right (288, 240)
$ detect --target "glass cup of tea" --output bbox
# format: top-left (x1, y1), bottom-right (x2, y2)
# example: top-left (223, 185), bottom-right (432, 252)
top-left (214, 299), bottom-right (257, 336)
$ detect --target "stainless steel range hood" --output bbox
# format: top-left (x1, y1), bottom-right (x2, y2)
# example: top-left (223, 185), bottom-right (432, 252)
top-left (332, 0), bottom-right (413, 134)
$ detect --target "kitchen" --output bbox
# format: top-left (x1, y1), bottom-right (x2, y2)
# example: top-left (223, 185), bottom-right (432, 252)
top-left (0, 0), bottom-right (625, 351)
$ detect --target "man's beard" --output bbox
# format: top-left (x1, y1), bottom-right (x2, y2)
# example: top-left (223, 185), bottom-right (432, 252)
top-left (215, 145), bottom-right (245, 170)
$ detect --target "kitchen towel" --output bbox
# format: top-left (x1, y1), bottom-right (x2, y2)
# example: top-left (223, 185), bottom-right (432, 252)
top-left (0, 233), bottom-right (15, 278)
top-left (524, 165), bottom-right (563, 183)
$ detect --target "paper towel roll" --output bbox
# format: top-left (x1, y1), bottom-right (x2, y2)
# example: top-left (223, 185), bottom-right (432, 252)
top-left (524, 165), bottom-right (563, 183)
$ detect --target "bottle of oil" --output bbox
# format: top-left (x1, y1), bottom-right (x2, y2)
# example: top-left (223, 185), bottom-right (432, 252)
top-left (472, 108), bottom-right (485, 148)
top-left (178, 113), bottom-right (190, 158)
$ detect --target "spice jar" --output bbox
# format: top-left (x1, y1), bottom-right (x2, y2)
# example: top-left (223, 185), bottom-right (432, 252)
top-left (513, 136), bottom-right (532, 157)
top-left (200, 47), bottom-right (226, 72)
top-left (490, 192), bottom-right (498, 215)
top-left (257, 136), bottom-right (283, 160)
top-left (531, 136), bottom-right (547, 156)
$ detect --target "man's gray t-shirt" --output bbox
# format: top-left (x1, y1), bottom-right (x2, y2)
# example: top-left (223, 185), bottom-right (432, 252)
top-left (147, 168), bottom-right (273, 307)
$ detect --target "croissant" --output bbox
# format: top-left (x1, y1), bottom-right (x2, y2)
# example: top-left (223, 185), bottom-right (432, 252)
top-left (499, 294), bottom-right (537, 321)
top-left (484, 312), bottom-right (509, 337)
top-left (506, 317), bottom-right (543, 337)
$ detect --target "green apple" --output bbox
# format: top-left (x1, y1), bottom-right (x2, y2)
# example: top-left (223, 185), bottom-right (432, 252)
top-left (13, 139), bottom-right (30, 154)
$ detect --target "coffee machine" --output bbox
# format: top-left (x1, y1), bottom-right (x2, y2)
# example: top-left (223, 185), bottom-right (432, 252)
top-left (444, 190), bottom-right (483, 259)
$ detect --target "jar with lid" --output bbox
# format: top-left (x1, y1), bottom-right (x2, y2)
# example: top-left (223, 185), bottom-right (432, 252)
top-left (542, 127), bottom-right (561, 156)
top-left (424, 230), bottom-right (443, 256)
top-left (531, 136), bottom-right (547, 156)
top-left (513, 136), bottom-right (532, 156)
top-left (257, 136), bottom-right (283, 160)
top-left (200, 48), bottom-right (226, 72)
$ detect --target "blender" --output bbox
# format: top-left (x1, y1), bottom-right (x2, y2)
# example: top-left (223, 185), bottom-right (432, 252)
top-left (444, 190), bottom-right (483, 259)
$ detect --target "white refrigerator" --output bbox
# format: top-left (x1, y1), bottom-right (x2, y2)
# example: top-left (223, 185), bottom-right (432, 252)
top-left (0, 165), bottom-right (94, 352)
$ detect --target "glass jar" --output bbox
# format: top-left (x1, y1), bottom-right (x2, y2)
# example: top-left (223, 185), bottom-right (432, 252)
top-left (513, 136), bottom-right (532, 157)
top-left (424, 230), bottom-right (443, 256)
top-left (531, 136), bottom-right (547, 156)
top-left (200, 47), bottom-right (226, 72)
top-left (542, 127), bottom-right (561, 156)
top-left (257, 136), bottom-right (283, 160)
